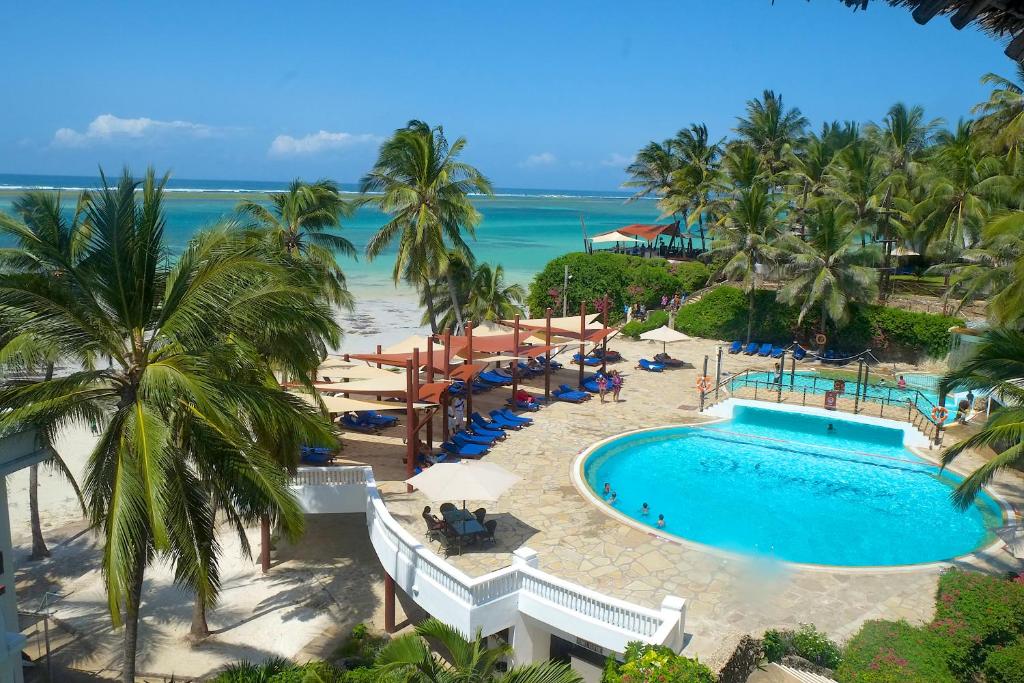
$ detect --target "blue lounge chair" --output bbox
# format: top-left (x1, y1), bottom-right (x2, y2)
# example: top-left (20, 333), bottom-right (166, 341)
top-left (442, 440), bottom-right (488, 458)
top-left (822, 349), bottom-right (838, 364)
top-left (770, 346), bottom-right (785, 358)
top-left (479, 370), bottom-right (512, 385)
top-left (539, 357), bottom-right (563, 370)
top-left (793, 346), bottom-right (807, 361)
top-left (490, 409), bottom-right (531, 427)
top-left (553, 387), bottom-right (588, 402)
top-left (361, 410), bottom-right (397, 427)
top-left (637, 358), bottom-right (665, 372)
top-left (470, 412), bottom-right (508, 436)
top-left (300, 450), bottom-right (332, 465)
top-left (516, 362), bottom-right (539, 378)
top-left (448, 381), bottom-right (466, 396)
top-left (515, 399), bottom-right (540, 411)
top-left (572, 353), bottom-right (602, 367)
top-left (453, 431), bottom-right (496, 447)
top-left (728, 340), bottom-right (743, 354)
top-left (471, 380), bottom-right (491, 392)
top-left (743, 342), bottom-right (758, 355)
top-left (341, 414), bottom-right (377, 432)
top-left (757, 343), bottom-right (772, 357)
top-left (498, 407), bottom-right (533, 424)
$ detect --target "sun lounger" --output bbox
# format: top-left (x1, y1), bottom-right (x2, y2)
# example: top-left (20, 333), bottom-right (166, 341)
top-left (479, 371), bottom-right (512, 385)
top-left (471, 380), bottom-right (491, 392)
top-left (470, 412), bottom-right (509, 436)
top-left (498, 407), bottom-right (533, 424)
top-left (770, 346), bottom-right (785, 358)
top-left (453, 431), bottom-right (496, 447)
top-left (300, 445), bottom-right (335, 465)
top-left (728, 340), bottom-right (743, 354)
top-left (552, 387), bottom-right (588, 402)
top-left (743, 342), bottom-right (758, 355)
top-left (491, 409), bottom-right (531, 427)
top-left (654, 353), bottom-right (685, 367)
top-left (757, 343), bottom-right (772, 356)
top-left (442, 440), bottom-right (488, 458)
top-left (793, 346), bottom-right (807, 361)
top-left (539, 357), bottom-right (563, 370)
top-left (572, 353), bottom-right (602, 367)
top-left (514, 399), bottom-right (540, 411)
top-left (360, 410), bottom-right (397, 427)
top-left (473, 411), bottom-right (519, 433)
top-left (517, 362), bottom-right (540, 377)
top-left (593, 348), bottom-right (622, 361)
top-left (341, 414), bottom-right (378, 432)
top-left (637, 358), bottom-right (665, 372)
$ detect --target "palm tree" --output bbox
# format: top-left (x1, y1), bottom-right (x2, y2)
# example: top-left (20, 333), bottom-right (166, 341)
top-left (785, 124), bottom-right (855, 236)
top-left (776, 201), bottom-right (881, 337)
top-left (735, 89), bottom-right (808, 182)
top-left (823, 138), bottom-right (893, 246)
top-left (623, 140), bottom-right (678, 201)
top-left (0, 169), bottom-right (338, 682)
top-left (0, 191), bottom-right (90, 560)
top-left (707, 184), bottom-right (784, 343)
top-left (236, 178), bottom-right (355, 307)
top-left (421, 259), bottom-right (525, 332)
top-left (662, 124), bottom-right (723, 245)
top-left (361, 120), bottom-right (493, 334)
top-left (938, 328), bottom-right (1024, 509)
top-left (972, 66), bottom-right (1024, 150)
top-left (869, 103), bottom-right (942, 174)
top-left (375, 618), bottom-right (583, 683)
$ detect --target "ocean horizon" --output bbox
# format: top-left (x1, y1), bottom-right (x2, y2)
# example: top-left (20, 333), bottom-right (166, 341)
top-left (0, 173), bottom-right (667, 352)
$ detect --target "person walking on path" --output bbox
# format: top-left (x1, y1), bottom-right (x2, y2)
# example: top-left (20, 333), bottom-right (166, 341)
top-left (611, 370), bottom-right (623, 402)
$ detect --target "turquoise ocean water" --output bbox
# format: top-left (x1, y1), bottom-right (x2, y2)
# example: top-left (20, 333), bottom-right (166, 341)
top-left (0, 174), bottom-right (664, 350)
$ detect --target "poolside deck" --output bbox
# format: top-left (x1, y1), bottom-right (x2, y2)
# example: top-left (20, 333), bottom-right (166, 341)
top-left (341, 336), bottom-right (1024, 668)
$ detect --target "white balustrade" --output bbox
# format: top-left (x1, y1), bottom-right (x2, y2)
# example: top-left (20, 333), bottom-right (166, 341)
top-left (291, 465), bottom-right (687, 655)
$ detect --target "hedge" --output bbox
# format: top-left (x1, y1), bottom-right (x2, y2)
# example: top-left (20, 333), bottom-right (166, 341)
top-left (603, 642), bottom-right (715, 683)
top-left (836, 620), bottom-right (957, 683)
top-left (764, 624), bottom-right (842, 670)
top-left (672, 285), bottom-right (960, 359)
top-left (984, 640), bottom-right (1024, 683)
top-left (526, 252), bottom-right (709, 320)
top-left (620, 310), bottom-right (669, 338)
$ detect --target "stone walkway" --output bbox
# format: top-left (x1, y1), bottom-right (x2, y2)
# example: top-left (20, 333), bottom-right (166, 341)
top-left (355, 336), bottom-right (1024, 669)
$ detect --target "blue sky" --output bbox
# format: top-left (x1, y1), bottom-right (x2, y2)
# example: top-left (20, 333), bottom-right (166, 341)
top-left (0, 1), bottom-right (1014, 190)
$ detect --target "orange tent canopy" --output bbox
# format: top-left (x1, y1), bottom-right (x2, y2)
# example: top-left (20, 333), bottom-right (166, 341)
top-left (350, 345), bottom-right (465, 373)
top-left (617, 222), bottom-right (681, 242)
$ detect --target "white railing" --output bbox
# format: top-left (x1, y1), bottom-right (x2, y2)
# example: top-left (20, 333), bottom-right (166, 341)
top-left (292, 466), bottom-right (687, 655)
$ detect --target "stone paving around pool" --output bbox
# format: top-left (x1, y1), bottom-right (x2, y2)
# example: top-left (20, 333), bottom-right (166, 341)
top-left (341, 336), bottom-right (1024, 669)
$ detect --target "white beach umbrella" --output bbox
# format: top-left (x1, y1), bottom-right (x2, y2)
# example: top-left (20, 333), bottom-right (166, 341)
top-left (406, 460), bottom-right (521, 507)
top-left (639, 325), bottom-right (691, 353)
top-left (590, 231), bottom-right (642, 244)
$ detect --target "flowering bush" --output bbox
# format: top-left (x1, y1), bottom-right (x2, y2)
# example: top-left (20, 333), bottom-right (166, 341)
top-left (602, 642), bottom-right (715, 683)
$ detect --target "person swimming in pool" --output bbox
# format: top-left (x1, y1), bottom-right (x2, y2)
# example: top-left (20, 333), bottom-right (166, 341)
top-left (609, 491), bottom-right (617, 504)
top-left (641, 502), bottom-right (649, 516)
top-left (603, 482), bottom-right (611, 496)
top-left (656, 514), bottom-right (665, 528)
top-left (827, 423), bottom-right (835, 433)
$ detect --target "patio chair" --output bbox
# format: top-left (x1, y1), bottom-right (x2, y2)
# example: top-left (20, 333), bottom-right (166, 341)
top-left (473, 507), bottom-right (487, 525)
top-left (471, 412), bottom-right (512, 435)
top-left (439, 502), bottom-right (456, 514)
top-left (498, 407), bottom-right (533, 424)
top-left (341, 414), bottom-right (378, 433)
top-left (637, 358), bottom-right (665, 372)
top-left (728, 340), bottom-right (743, 354)
top-left (422, 507), bottom-right (444, 543)
top-left (482, 519), bottom-right (497, 544)
top-left (743, 342), bottom-right (758, 355)
top-left (757, 343), bottom-right (773, 356)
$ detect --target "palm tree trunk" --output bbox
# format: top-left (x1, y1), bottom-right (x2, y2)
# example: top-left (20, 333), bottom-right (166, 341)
top-left (29, 361), bottom-right (56, 561)
top-left (446, 271), bottom-right (465, 334)
top-left (746, 286), bottom-right (756, 344)
top-left (423, 278), bottom-right (438, 334)
top-left (190, 501), bottom-right (215, 638)
top-left (122, 539), bottom-right (147, 683)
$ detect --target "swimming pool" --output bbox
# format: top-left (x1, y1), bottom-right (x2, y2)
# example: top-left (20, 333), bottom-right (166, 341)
top-left (582, 406), bottom-right (1001, 567)
top-left (732, 371), bottom-right (960, 423)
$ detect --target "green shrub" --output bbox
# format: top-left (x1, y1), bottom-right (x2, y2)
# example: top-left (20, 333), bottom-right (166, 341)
top-left (984, 640), bottom-right (1024, 683)
top-left (627, 264), bottom-right (681, 308)
top-left (674, 286), bottom-right (803, 344)
top-left (859, 305), bottom-right (961, 358)
top-left (527, 252), bottom-right (642, 320)
top-left (668, 261), bottom-right (711, 292)
top-left (929, 568), bottom-right (1024, 680)
top-left (836, 620), bottom-right (956, 683)
top-left (762, 624), bottom-right (841, 670)
top-left (269, 661), bottom-right (342, 683)
top-left (621, 310), bottom-right (669, 338)
top-left (338, 668), bottom-right (377, 683)
top-left (603, 642), bottom-right (716, 683)
top-left (334, 623), bottom-right (388, 668)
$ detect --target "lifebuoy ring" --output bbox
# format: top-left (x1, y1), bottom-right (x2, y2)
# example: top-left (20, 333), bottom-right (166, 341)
top-left (814, 333), bottom-right (827, 345)
top-left (932, 406), bottom-right (949, 422)
top-left (696, 376), bottom-right (713, 393)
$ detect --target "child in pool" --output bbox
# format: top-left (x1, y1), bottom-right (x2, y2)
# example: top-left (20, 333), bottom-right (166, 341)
top-left (609, 491), bottom-right (617, 504)
top-left (603, 483), bottom-right (611, 496)
top-left (641, 502), bottom-right (649, 516)
top-left (656, 514), bottom-right (665, 528)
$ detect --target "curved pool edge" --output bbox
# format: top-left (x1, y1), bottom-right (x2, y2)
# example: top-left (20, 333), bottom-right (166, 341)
top-left (570, 418), bottom-right (1014, 575)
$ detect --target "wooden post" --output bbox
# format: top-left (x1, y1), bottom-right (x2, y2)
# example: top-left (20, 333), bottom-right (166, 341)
top-left (384, 574), bottom-right (396, 633)
top-left (601, 295), bottom-right (609, 375)
top-left (465, 321), bottom-right (474, 425)
top-left (700, 354), bottom-right (709, 412)
top-left (715, 345), bottom-right (723, 400)
top-left (854, 359), bottom-right (864, 414)
top-left (511, 314), bottom-right (520, 405)
top-left (578, 301), bottom-right (586, 389)
top-left (443, 329), bottom-right (451, 443)
top-left (405, 356), bottom-right (416, 493)
top-left (790, 347), bottom-right (797, 388)
top-left (544, 308), bottom-right (552, 402)
top-left (426, 337), bottom-right (434, 450)
top-left (260, 515), bottom-right (271, 573)
top-left (375, 344), bottom-right (383, 402)
top-left (777, 350), bottom-right (786, 402)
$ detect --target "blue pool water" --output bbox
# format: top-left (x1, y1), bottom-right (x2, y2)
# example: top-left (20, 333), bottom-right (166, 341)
top-left (734, 371), bottom-right (958, 423)
top-left (584, 406), bottom-right (1000, 566)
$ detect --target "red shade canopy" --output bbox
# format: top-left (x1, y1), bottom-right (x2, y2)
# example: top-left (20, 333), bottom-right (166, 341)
top-left (617, 222), bottom-right (681, 241)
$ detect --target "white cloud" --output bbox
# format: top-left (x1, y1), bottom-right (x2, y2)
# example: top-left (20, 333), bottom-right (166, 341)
top-left (268, 130), bottom-right (380, 157)
top-left (519, 152), bottom-right (557, 168)
top-left (53, 114), bottom-right (214, 147)
top-left (600, 152), bottom-right (632, 167)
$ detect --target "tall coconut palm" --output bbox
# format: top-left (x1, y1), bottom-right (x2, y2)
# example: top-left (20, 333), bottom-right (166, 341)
top-left (420, 258), bottom-right (524, 332)
top-left (236, 178), bottom-right (355, 307)
top-left (0, 191), bottom-right (91, 560)
top-left (623, 140), bottom-right (678, 201)
top-left (661, 124), bottom-right (723, 245)
top-left (972, 66), bottom-right (1024, 150)
top-left (870, 103), bottom-right (942, 174)
top-left (938, 328), bottom-right (1024, 509)
top-left (824, 138), bottom-right (893, 245)
top-left (776, 201), bottom-right (881, 336)
top-left (361, 120), bottom-right (493, 334)
top-left (735, 89), bottom-right (808, 181)
top-left (0, 169), bottom-right (338, 682)
top-left (707, 184), bottom-right (784, 343)
top-left (374, 618), bottom-right (583, 683)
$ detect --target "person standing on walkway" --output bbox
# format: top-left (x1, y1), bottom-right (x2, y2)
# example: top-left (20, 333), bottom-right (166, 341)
top-left (597, 373), bottom-right (608, 403)
top-left (611, 370), bottom-right (623, 402)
